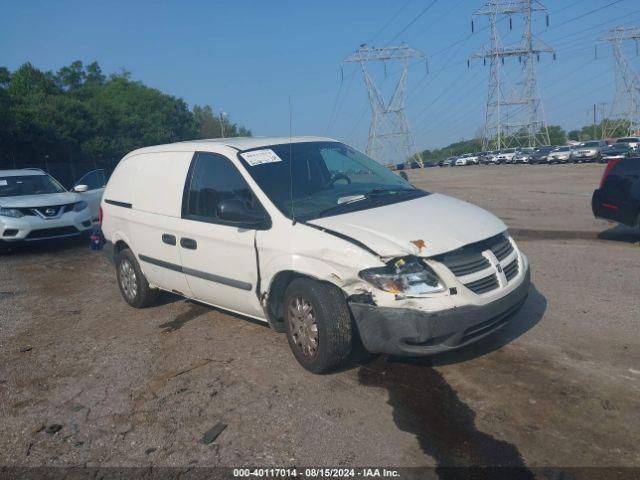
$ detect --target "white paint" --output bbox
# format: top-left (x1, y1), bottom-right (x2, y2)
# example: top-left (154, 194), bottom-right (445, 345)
top-left (101, 136), bottom-right (529, 329)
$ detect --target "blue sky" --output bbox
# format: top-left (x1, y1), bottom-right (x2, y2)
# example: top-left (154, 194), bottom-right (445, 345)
top-left (2, 0), bottom-right (640, 155)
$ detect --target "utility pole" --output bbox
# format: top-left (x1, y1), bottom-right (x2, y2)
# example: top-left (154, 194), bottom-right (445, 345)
top-left (598, 102), bottom-right (608, 139)
top-left (344, 43), bottom-right (426, 166)
top-left (593, 103), bottom-right (597, 140)
top-left (599, 26), bottom-right (640, 138)
top-left (219, 109), bottom-right (227, 138)
top-left (471, 0), bottom-right (553, 150)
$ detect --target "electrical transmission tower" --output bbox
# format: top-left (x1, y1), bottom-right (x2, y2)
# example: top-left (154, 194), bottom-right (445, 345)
top-left (599, 26), bottom-right (640, 138)
top-left (471, 0), bottom-right (553, 150)
top-left (344, 44), bottom-right (425, 166)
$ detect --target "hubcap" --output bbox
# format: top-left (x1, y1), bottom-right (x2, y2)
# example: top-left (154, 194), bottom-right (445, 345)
top-left (119, 259), bottom-right (138, 300)
top-left (288, 296), bottom-right (318, 358)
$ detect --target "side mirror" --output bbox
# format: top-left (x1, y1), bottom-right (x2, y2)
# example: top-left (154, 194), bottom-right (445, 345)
top-left (73, 184), bottom-right (89, 193)
top-left (399, 171), bottom-right (409, 181)
top-left (217, 198), bottom-right (268, 228)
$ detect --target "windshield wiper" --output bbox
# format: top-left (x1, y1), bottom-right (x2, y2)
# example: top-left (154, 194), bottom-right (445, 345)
top-left (315, 188), bottom-right (420, 218)
top-left (365, 188), bottom-right (417, 197)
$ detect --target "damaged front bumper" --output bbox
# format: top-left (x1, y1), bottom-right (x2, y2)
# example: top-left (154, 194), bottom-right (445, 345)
top-left (349, 266), bottom-right (530, 356)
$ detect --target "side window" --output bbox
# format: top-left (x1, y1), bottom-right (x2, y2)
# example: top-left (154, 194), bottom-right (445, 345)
top-left (75, 169), bottom-right (106, 191)
top-left (183, 152), bottom-right (255, 223)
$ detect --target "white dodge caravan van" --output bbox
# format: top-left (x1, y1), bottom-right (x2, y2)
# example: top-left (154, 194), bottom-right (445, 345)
top-left (101, 137), bottom-right (530, 372)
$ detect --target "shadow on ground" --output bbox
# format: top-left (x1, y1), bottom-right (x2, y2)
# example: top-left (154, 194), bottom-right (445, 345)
top-left (355, 285), bottom-right (547, 478)
top-left (0, 235), bottom-right (90, 256)
top-left (510, 225), bottom-right (640, 244)
top-left (597, 224), bottom-right (640, 243)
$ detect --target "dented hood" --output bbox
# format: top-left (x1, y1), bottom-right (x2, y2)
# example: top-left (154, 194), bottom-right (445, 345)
top-left (308, 193), bottom-right (507, 258)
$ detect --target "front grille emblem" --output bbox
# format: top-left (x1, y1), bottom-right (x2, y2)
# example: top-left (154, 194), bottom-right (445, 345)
top-left (45, 208), bottom-right (56, 216)
top-left (496, 264), bottom-right (503, 273)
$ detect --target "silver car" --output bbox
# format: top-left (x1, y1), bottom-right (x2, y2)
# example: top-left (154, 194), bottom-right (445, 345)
top-left (572, 140), bottom-right (607, 163)
top-left (0, 169), bottom-right (103, 253)
top-left (513, 148), bottom-right (534, 164)
top-left (547, 146), bottom-right (573, 164)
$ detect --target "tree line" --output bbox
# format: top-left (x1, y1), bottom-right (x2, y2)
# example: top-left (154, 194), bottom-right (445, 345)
top-left (0, 61), bottom-right (250, 172)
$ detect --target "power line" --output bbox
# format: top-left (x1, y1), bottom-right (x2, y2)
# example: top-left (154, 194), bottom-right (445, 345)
top-left (367, 0), bottom-right (413, 45)
top-left (385, 0), bottom-right (439, 47)
top-left (548, 0), bottom-right (628, 31)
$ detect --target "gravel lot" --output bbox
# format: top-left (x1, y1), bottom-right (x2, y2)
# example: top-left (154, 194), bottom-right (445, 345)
top-left (1, 163), bottom-right (639, 477)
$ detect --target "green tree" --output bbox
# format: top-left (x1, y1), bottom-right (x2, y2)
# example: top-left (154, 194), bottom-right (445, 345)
top-left (0, 61), bottom-right (251, 172)
top-left (545, 125), bottom-right (566, 145)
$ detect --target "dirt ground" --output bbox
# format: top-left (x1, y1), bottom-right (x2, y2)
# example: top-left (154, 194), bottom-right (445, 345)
top-left (1, 163), bottom-right (639, 478)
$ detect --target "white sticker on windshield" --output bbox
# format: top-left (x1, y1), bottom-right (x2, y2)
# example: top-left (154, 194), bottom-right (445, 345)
top-left (0, 180), bottom-right (7, 186)
top-left (240, 149), bottom-right (282, 166)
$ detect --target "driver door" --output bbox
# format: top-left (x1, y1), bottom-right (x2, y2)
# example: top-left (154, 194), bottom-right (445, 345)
top-left (176, 152), bottom-right (264, 318)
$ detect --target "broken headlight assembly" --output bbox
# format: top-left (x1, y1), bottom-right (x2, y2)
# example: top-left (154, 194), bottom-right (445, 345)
top-left (359, 257), bottom-right (445, 295)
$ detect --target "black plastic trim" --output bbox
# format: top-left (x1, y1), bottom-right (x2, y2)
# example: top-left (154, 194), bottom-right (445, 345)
top-left (180, 237), bottom-right (198, 250)
top-left (162, 234), bottom-right (177, 246)
top-left (138, 254), bottom-right (252, 291)
top-left (105, 199), bottom-right (132, 209)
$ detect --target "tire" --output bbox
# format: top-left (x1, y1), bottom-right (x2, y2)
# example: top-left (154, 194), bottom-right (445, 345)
top-left (115, 248), bottom-right (160, 308)
top-left (0, 241), bottom-right (8, 255)
top-left (283, 278), bottom-right (352, 373)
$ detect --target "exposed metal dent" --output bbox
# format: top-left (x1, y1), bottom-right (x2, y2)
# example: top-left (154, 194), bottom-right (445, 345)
top-left (301, 221), bottom-right (381, 258)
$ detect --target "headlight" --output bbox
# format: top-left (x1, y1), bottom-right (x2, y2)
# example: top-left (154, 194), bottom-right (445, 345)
top-left (359, 257), bottom-right (445, 295)
top-left (72, 201), bottom-right (88, 212)
top-left (0, 207), bottom-right (23, 218)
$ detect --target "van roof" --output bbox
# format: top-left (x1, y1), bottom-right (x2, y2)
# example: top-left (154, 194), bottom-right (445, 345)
top-left (130, 136), bottom-right (338, 155)
top-left (0, 169), bottom-right (46, 177)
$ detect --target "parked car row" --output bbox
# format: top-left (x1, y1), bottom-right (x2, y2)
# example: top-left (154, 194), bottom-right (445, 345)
top-left (435, 136), bottom-right (640, 167)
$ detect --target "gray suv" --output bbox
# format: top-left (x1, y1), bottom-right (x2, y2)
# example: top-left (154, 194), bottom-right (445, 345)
top-left (572, 140), bottom-right (607, 163)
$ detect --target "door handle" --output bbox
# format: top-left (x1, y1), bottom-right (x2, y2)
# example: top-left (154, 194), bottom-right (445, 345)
top-left (162, 234), bottom-right (176, 246)
top-left (180, 237), bottom-right (198, 250)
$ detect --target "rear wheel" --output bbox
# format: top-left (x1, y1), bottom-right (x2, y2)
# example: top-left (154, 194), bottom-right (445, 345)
top-left (115, 248), bottom-right (160, 308)
top-left (284, 278), bottom-right (352, 373)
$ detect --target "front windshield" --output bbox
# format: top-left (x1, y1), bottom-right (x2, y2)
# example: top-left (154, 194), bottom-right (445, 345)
top-left (609, 144), bottom-right (630, 151)
top-left (238, 141), bottom-right (426, 221)
top-left (582, 142), bottom-right (600, 147)
top-left (556, 147), bottom-right (570, 152)
top-left (0, 174), bottom-right (66, 198)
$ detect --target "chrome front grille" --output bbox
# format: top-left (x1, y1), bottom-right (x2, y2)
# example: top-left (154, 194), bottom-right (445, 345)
top-left (17, 203), bottom-right (75, 218)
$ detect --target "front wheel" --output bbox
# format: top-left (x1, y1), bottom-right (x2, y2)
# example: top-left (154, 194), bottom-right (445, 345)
top-left (284, 278), bottom-right (352, 373)
top-left (115, 248), bottom-right (160, 308)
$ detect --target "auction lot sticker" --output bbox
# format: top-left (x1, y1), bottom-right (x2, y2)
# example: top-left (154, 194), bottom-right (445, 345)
top-left (241, 149), bottom-right (283, 166)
